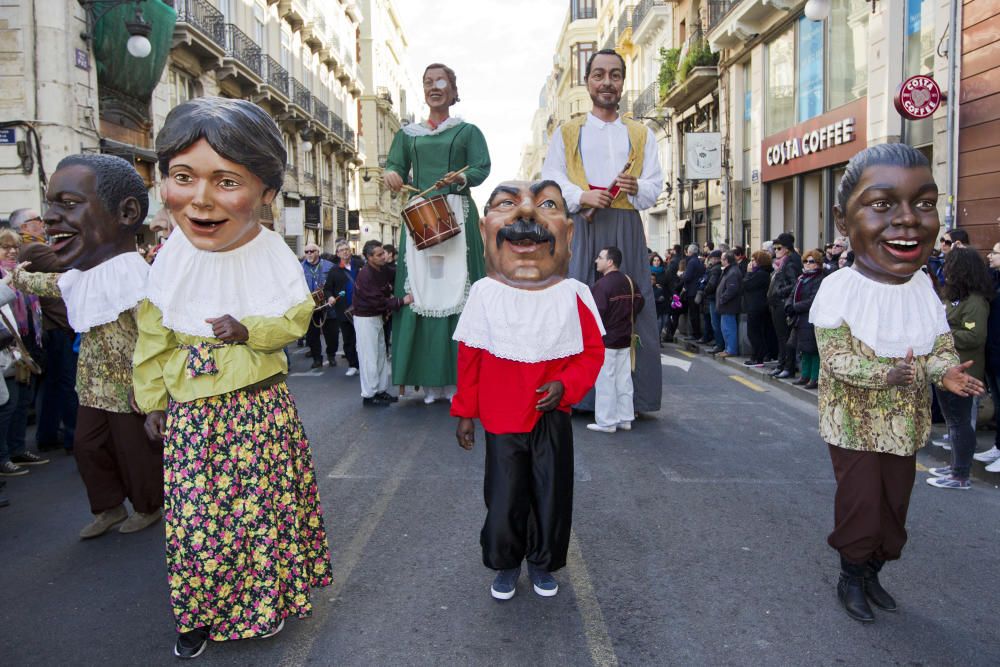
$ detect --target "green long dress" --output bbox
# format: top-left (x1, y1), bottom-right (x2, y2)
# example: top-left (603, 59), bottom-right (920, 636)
top-left (386, 120), bottom-right (490, 388)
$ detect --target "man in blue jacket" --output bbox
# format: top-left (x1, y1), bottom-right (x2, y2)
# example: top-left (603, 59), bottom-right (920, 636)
top-left (681, 244), bottom-right (705, 339)
top-left (301, 243), bottom-right (336, 369)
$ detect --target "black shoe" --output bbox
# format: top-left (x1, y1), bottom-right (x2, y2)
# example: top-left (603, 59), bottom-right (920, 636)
top-left (0, 461), bottom-right (28, 477)
top-left (36, 440), bottom-right (62, 452)
top-left (769, 368), bottom-right (783, 377)
top-left (793, 376), bottom-right (810, 386)
top-left (375, 391), bottom-right (398, 403)
top-left (838, 557), bottom-right (875, 623)
top-left (296, 339), bottom-right (305, 348)
top-left (174, 627), bottom-right (209, 659)
top-left (362, 396), bottom-right (391, 407)
top-left (709, 346), bottom-right (724, 354)
top-left (327, 358), bottom-right (337, 367)
top-left (743, 359), bottom-right (761, 366)
top-left (310, 359), bottom-right (323, 369)
top-left (775, 370), bottom-right (792, 379)
top-left (11, 451), bottom-right (48, 466)
top-left (805, 380), bottom-right (819, 390)
top-left (864, 559), bottom-right (897, 611)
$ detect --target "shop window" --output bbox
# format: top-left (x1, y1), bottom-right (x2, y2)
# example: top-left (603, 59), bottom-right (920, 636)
top-left (765, 27), bottom-right (794, 136)
top-left (827, 0), bottom-right (868, 110)
top-left (902, 0), bottom-right (934, 147)
top-left (797, 17), bottom-right (824, 122)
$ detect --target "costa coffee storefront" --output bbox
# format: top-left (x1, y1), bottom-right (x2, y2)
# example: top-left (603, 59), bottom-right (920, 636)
top-left (760, 97), bottom-right (867, 253)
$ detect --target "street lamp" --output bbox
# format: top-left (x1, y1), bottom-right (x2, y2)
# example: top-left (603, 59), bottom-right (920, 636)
top-left (803, 0), bottom-right (831, 21)
top-left (79, 0), bottom-right (153, 59)
top-left (299, 127), bottom-right (314, 154)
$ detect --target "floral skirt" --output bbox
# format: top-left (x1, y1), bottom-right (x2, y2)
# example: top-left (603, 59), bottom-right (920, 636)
top-left (163, 382), bottom-right (332, 640)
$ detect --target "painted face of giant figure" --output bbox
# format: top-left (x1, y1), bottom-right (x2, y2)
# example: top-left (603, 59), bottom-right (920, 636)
top-left (480, 180), bottom-right (573, 290)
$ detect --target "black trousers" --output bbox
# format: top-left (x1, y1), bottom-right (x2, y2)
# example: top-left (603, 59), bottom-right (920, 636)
top-left (306, 315), bottom-right (339, 362)
top-left (746, 310), bottom-right (778, 363)
top-left (685, 296), bottom-right (701, 338)
top-left (769, 303), bottom-right (795, 371)
top-left (481, 410), bottom-right (574, 572)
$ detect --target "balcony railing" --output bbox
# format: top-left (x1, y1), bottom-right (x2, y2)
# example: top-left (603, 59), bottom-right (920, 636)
top-left (378, 153), bottom-right (388, 168)
top-left (344, 127), bottom-right (355, 149)
top-left (618, 5), bottom-right (635, 37)
top-left (313, 98), bottom-right (329, 127)
top-left (175, 0), bottom-right (225, 48)
top-left (262, 56), bottom-right (289, 96)
top-left (708, 0), bottom-right (739, 31)
top-left (632, 0), bottom-right (666, 31)
top-left (633, 81), bottom-right (658, 119)
top-left (224, 24), bottom-right (262, 77)
top-left (291, 78), bottom-right (312, 113)
top-left (331, 113), bottom-right (344, 138)
top-left (619, 90), bottom-right (637, 115)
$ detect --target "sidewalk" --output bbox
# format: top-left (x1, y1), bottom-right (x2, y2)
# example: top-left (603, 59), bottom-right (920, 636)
top-left (667, 336), bottom-right (1000, 487)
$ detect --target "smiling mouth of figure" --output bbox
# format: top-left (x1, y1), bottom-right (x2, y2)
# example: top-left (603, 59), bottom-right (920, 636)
top-left (496, 220), bottom-right (556, 256)
top-left (48, 232), bottom-right (77, 252)
top-left (187, 216), bottom-right (228, 230)
top-left (881, 238), bottom-right (923, 261)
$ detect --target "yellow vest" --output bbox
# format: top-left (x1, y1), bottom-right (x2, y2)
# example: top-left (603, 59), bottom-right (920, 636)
top-left (560, 114), bottom-right (647, 211)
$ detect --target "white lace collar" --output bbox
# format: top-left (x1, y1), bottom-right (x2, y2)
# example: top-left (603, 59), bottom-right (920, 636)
top-left (147, 226), bottom-right (311, 338)
top-left (809, 267), bottom-right (949, 358)
top-left (402, 116), bottom-right (465, 137)
top-left (453, 277), bottom-right (605, 363)
top-left (57, 252), bottom-right (149, 333)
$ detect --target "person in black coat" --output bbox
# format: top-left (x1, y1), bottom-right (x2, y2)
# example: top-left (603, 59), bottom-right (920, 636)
top-left (787, 249), bottom-right (825, 389)
top-left (715, 252), bottom-right (743, 357)
top-left (680, 244), bottom-right (705, 338)
top-left (323, 242), bottom-right (364, 374)
top-left (743, 250), bottom-right (778, 365)
top-left (702, 250), bottom-right (722, 348)
top-left (767, 232), bottom-right (803, 378)
top-left (978, 245), bottom-right (1000, 468)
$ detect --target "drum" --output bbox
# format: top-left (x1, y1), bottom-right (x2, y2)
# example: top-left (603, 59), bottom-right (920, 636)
top-left (402, 195), bottom-right (461, 251)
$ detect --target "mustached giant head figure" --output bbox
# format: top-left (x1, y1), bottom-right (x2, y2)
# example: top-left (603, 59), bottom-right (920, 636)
top-left (480, 180), bottom-right (573, 290)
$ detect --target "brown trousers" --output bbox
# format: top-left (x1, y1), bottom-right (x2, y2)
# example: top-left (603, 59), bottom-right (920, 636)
top-left (827, 444), bottom-right (916, 564)
top-left (74, 406), bottom-right (163, 515)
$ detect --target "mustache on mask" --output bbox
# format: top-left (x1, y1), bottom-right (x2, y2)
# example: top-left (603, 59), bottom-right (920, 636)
top-left (496, 218), bottom-right (556, 256)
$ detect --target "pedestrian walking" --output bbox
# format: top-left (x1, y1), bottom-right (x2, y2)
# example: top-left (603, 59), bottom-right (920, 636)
top-left (588, 246), bottom-right (644, 433)
top-left (352, 240), bottom-right (412, 407)
top-left (135, 97), bottom-right (331, 659)
top-left (809, 143), bottom-right (983, 624)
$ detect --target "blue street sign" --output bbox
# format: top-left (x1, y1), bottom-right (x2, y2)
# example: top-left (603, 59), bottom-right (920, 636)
top-left (0, 129), bottom-right (15, 145)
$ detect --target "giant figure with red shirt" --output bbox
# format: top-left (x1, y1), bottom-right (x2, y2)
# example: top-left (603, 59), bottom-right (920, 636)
top-left (451, 179), bottom-right (604, 601)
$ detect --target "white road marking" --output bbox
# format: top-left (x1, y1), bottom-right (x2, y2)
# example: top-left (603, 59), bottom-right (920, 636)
top-left (660, 354), bottom-right (692, 372)
top-left (658, 464), bottom-right (832, 485)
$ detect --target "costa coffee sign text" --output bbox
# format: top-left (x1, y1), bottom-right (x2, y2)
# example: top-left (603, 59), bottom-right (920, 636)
top-left (759, 97), bottom-right (867, 183)
top-left (766, 118), bottom-right (856, 167)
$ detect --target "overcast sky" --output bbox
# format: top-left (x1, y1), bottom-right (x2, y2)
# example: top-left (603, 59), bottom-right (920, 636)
top-left (393, 0), bottom-right (568, 207)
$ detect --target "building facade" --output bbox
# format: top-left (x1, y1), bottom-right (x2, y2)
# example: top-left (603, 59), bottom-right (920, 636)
top-left (357, 0), bottom-right (418, 248)
top-left (1, 0), bottom-right (365, 254)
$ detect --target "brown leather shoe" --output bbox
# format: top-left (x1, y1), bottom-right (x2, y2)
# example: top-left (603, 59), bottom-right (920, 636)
top-left (79, 505), bottom-right (128, 539)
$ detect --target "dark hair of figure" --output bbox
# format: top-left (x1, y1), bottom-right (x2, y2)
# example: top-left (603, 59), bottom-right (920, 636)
top-left (156, 97), bottom-right (286, 192)
top-left (603, 246), bottom-right (623, 268)
top-left (942, 246), bottom-right (993, 302)
top-left (835, 143), bottom-right (930, 211)
top-left (362, 239), bottom-right (382, 259)
top-left (423, 63), bottom-right (460, 105)
top-left (56, 153), bottom-right (149, 229)
top-left (585, 49), bottom-right (626, 80)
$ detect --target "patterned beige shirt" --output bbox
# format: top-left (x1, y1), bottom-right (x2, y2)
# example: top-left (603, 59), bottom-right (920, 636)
top-left (816, 325), bottom-right (958, 456)
top-left (14, 271), bottom-right (136, 413)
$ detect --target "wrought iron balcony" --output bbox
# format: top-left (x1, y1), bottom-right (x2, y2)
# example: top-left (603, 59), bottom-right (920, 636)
top-left (262, 56), bottom-right (289, 97)
top-left (633, 81), bottom-right (658, 119)
top-left (618, 5), bottom-right (635, 38)
top-left (174, 0), bottom-right (225, 49)
top-left (632, 0), bottom-right (666, 32)
top-left (344, 127), bottom-right (355, 149)
top-left (313, 98), bottom-right (330, 128)
top-left (291, 78), bottom-right (312, 113)
top-left (223, 24), bottom-right (262, 77)
top-left (331, 113), bottom-right (344, 138)
top-left (708, 0), bottom-right (739, 30)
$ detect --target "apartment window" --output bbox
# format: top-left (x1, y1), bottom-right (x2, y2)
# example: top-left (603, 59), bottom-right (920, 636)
top-left (765, 27), bottom-right (794, 135)
top-left (280, 28), bottom-right (291, 72)
top-left (797, 16), bottom-right (824, 122)
top-left (302, 48), bottom-right (312, 90)
top-left (571, 41), bottom-right (596, 87)
top-left (571, 0), bottom-right (597, 21)
top-left (168, 69), bottom-right (196, 109)
top-left (283, 132), bottom-right (297, 171)
top-left (218, 0), bottom-right (233, 22)
top-left (827, 0), bottom-right (868, 110)
top-left (304, 147), bottom-right (315, 177)
top-left (253, 3), bottom-right (265, 49)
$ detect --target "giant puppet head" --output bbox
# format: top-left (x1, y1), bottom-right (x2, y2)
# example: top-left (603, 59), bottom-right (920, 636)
top-left (42, 153), bottom-right (149, 271)
top-left (480, 180), bottom-right (573, 291)
top-left (832, 143), bottom-right (939, 285)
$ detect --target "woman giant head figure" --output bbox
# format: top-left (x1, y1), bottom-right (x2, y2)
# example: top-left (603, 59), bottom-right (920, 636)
top-left (156, 97), bottom-right (285, 253)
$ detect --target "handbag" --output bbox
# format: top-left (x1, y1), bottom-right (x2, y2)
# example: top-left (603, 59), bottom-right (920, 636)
top-left (0, 310), bottom-right (41, 384)
top-left (694, 289), bottom-right (704, 305)
top-left (625, 275), bottom-right (642, 372)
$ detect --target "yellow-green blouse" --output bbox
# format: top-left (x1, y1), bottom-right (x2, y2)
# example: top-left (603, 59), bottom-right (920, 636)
top-left (132, 297), bottom-right (312, 414)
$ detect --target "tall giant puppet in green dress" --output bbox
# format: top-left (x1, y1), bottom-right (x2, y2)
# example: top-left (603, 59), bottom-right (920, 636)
top-left (383, 63), bottom-right (490, 403)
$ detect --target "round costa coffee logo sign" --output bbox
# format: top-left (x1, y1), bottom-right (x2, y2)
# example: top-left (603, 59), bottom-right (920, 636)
top-left (894, 75), bottom-right (942, 120)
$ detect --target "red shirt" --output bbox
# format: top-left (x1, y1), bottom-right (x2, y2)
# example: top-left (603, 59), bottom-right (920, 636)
top-left (450, 297), bottom-right (604, 434)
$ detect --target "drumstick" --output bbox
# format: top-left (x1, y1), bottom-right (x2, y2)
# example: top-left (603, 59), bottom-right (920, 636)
top-left (399, 184), bottom-right (420, 193)
top-left (414, 165), bottom-right (470, 200)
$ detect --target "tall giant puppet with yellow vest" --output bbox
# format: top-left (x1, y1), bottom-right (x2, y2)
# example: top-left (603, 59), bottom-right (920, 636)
top-left (541, 49), bottom-right (663, 414)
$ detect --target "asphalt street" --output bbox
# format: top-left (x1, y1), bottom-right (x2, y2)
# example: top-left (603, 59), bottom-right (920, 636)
top-left (2, 343), bottom-right (999, 666)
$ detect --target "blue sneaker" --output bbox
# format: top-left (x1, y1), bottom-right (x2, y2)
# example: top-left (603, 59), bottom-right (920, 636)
top-left (926, 476), bottom-right (971, 490)
top-left (527, 563), bottom-right (558, 597)
top-left (490, 566), bottom-right (520, 600)
top-left (928, 466), bottom-right (952, 478)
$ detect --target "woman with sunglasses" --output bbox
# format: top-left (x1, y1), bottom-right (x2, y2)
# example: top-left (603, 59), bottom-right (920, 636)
top-left (786, 249), bottom-right (825, 389)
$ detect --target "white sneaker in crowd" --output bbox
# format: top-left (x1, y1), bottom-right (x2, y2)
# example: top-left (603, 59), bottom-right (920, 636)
top-left (986, 457), bottom-right (1000, 473)
top-left (931, 433), bottom-right (951, 451)
top-left (586, 423), bottom-right (616, 433)
top-left (617, 421), bottom-right (632, 431)
top-left (972, 446), bottom-right (1000, 463)
top-left (345, 367), bottom-right (359, 377)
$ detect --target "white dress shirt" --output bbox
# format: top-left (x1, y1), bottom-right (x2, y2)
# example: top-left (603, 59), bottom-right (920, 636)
top-left (542, 112), bottom-right (663, 214)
